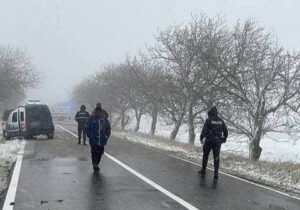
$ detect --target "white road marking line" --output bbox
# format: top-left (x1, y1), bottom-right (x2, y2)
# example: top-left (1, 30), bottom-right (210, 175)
top-left (56, 124), bottom-right (78, 138)
top-left (57, 125), bottom-right (200, 210)
top-left (3, 141), bottom-right (26, 210)
top-left (105, 153), bottom-right (199, 210)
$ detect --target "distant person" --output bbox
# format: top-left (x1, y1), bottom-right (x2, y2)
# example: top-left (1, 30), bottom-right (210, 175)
top-left (93, 103), bottom-right (109, 118)
top-left (199, 106), bottom-right (228, 180)
top-left (86, 103), bottom-right (111, 172)
top-left (75, 105), bottom-right (90, 145)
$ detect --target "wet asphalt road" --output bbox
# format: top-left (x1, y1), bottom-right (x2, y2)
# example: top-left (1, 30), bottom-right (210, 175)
top-left (11, 123), bottom-right (300, 210)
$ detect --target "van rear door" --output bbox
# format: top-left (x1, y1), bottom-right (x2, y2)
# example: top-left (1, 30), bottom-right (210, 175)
top-left (12, 111), bottom-right (19, 133)
top-left (6, 110), bottom-right (19, 138)
top-left (19, 108), bottom-right (26, 134)
top-left (25, 105), bottom-right (54, 135)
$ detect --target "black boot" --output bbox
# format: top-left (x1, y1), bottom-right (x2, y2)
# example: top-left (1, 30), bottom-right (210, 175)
top-left (198, 169), bottom-right (206, 176)
top-left (78, 140), bottom-right (81, 145)
top-left (93, 164), bottom-right (100, 172)
top-left (214, 170), bottom-right (218, 179)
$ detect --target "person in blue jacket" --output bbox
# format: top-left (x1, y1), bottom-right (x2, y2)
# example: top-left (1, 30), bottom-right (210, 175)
top-left (86, 103), bottom-right (111, 172)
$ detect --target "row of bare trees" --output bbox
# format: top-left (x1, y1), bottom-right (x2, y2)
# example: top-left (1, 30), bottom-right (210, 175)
top-left (72, 15), bottom-right (300, 161)
top-left (0, 45), bottom-right (41, 111)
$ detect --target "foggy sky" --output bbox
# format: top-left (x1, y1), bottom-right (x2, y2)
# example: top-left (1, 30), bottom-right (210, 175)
top-left (0, 0), bottom-right (299, 105)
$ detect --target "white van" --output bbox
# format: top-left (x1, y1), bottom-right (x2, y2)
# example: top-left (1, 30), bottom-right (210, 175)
top-left (4, 104), bottom-right (54, 140)
top-left (4, 107), bottom-right (26, 139)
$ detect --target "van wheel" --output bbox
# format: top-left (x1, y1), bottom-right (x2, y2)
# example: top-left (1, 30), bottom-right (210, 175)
top-left (24, 134), bottom-right (32, 140)
top-left (47, 133), bottom-right (54, 139)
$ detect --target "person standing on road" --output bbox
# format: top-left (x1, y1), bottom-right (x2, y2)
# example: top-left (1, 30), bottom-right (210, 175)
top-left (86, 103), bottom-right (111, 172)
top-left (199, 106), bottom-right (228, 180)
top-left (93, 103), bottom-right (109, 118)
top-left (75, 105), bottom-right (90, 145)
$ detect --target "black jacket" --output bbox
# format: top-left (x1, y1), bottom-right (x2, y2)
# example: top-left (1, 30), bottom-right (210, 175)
top-left (93, 108), bottom-right (109, 119)
top-left (75, 110), bottom-right (90, 127)
top-left (200, 107), bottom-right (228, 142)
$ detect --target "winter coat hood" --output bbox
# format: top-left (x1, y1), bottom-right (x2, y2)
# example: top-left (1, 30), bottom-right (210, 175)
top-left (93, 106), bottom-right (109, 119)
top-left (208, 106), bottom-right (218, 118)
top-left (80, 105), bottom-right (86, 111)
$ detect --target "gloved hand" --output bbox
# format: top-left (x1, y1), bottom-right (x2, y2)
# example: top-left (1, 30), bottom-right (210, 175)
top-left (221, 137), bottom-right (226, 144)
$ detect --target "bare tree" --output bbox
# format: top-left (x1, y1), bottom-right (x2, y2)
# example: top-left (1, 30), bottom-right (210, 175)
top-left (151, 26), bottom-right (191, 142)
top-left (71, 15), bottom-right (300, 161)
top-left (151, 20), bottom-right (221, 144)
top-left (129, 54), bottom-right (165, 135)
top-left (72, 64), bottom-right (133, 129)
top-left (143, 65), bottom-right (164, 135)
top-left (72, 77), bottom-right (103, 110)
top-left (100, 64), bottom-right (134, 129)
top-left (193, 19), bottom-right (300, 161)
top-left (0, 45), bottom-right (42, 108)
top-left (122, 57), bottom-right (149, 132)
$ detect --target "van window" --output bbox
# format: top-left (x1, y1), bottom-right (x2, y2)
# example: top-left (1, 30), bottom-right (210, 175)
top-left (26, 105), bottom-right (52, 122)
top-left (12, 112), bottom-right (18, 122)
top-left (20, 112), bottom-right (25, 122)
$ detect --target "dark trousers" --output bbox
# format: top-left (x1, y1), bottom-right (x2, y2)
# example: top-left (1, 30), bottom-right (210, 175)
top-left (90, 145), bottom-right (104, 165)
top-left (202, 140), bottom-right (221, 171)
top-left (78, 126), bottom-right (87, 143)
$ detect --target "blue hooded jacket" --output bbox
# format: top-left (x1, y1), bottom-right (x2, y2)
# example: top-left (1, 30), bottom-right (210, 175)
top-left (86, 113), bottom-right (111, 146)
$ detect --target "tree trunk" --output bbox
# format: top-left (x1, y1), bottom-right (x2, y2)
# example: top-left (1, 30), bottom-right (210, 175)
top-left (188, 106), bottom-right (196, 145)
top-left (150, 104), bottom-right (158, 135)
top-left (169, 113), bottom-right (184, 141)
top-left (249, 137), bottom-right (262, 161)
top-left (134, 107), bottom-right (144, 132)
top-left (249, 100), bottom-right (265, 161)
top-left (134, 112), bottom-right (142, 132)
top-left (249, 120), bottom-right (264, 161)
top-left (121, 109), bottom-right (126, 130)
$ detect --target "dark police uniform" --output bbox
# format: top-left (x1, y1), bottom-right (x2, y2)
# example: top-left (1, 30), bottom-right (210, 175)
top-left (199, 107), bottom-right (228, 179)
top-left (75, 105), bottom-right (90, 144)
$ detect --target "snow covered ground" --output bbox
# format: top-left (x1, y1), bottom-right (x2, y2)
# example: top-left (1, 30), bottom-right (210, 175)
top-left (127, 115), bottom-right (300, 163)
top-left (0, 129), bottom-right (22, 200)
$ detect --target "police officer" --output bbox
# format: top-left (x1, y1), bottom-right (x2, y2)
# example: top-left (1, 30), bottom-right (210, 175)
top-left (86, 103), bottom-right (111, 172)
top-left (75, 105), bottom-right (90, 145)
top-left (199, 106), bottom-right (228, 179)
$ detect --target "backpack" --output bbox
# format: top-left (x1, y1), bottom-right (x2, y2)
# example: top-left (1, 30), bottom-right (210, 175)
top-left (100, 117), bottom-right (111, 136)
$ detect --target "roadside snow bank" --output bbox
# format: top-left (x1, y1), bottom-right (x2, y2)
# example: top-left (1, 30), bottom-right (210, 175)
top-left (112, 129), bottom-right (300, 196)
top-left (0, 138), bottom-right (22, 200)
top-left (128, 115), bottom-right (300, 163)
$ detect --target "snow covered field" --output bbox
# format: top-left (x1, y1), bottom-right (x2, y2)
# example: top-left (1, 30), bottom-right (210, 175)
top-left (127, 115), bottom-right (300, 163)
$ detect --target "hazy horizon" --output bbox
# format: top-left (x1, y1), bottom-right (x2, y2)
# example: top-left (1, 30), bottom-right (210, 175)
top-left (1, 0), bottom-right (300, 105)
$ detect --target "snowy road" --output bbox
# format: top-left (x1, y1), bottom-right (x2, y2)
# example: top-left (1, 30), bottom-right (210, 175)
top-left (3, 124), bottom-right (300, 210)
